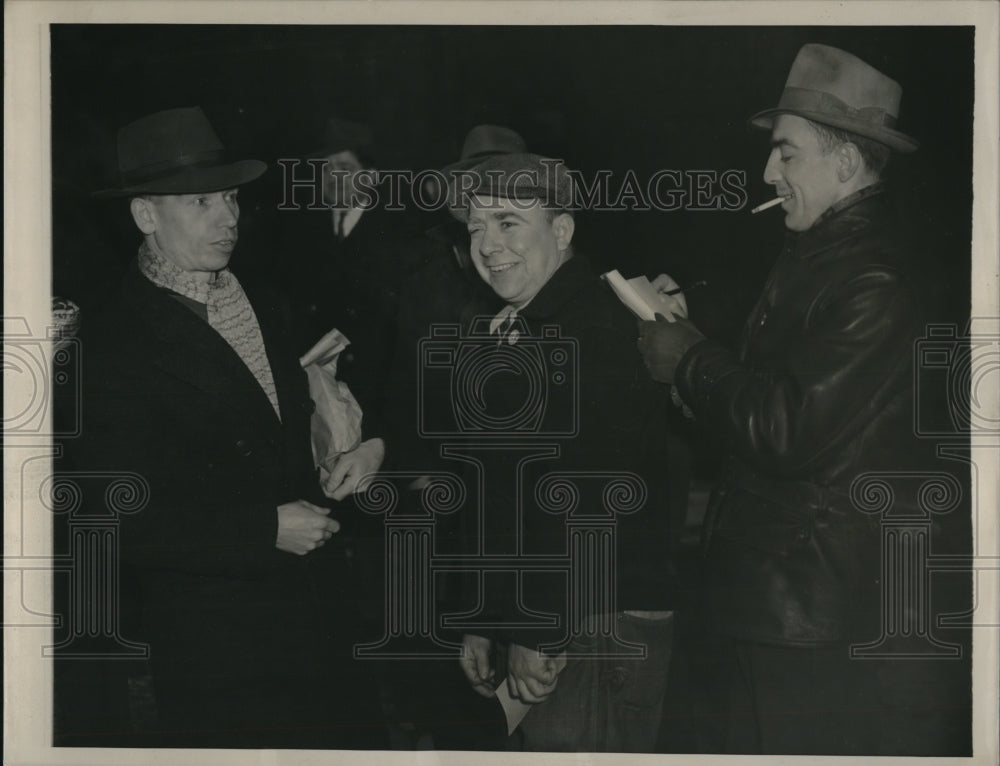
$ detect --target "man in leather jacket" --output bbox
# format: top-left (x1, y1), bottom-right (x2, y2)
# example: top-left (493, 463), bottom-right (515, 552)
top-left (638, 45), bottom-right (970, 755)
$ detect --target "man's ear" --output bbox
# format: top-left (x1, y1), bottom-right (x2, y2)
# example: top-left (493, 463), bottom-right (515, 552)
top-left (129, 197), bottom-right (157, 235)
top-left (836, 142), bottom-right (863, 183)
top-left (552, 212), bottom-right (575, 252)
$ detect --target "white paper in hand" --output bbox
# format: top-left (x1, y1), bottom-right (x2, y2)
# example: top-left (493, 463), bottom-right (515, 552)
top-left (602, 270), bottom-right (683, 322)
top-left (299, 328), bottom-right (363, 471)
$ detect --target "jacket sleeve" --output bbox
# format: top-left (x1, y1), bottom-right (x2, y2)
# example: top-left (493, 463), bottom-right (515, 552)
top-left (675, 267), bottom-right (918, 478)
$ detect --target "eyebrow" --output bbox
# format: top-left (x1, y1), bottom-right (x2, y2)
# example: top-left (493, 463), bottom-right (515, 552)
top-left (770, 137), bottom-right (796, 150)
top-left (468, 210), bottom-right (529, 226)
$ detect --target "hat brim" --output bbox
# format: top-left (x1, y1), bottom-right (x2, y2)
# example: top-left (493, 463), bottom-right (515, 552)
top-left (449, 192), bottom-right (576, 223)
top-left (750, 108), bottom-right (919, 153)
top-left (93, 159), bottom-right (267, 199)
top-left (441, 152), bottom-right (516, 175)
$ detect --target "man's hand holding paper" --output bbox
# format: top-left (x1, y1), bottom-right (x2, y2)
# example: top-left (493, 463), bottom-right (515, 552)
top-left (650, 272), bottom-right (689, 320)
top-left (321, 437), bottom-right (386, 500)
top-left (506, 643), bottom-right (566, 704)
top-left (637, 315), bottom-right (706, 384)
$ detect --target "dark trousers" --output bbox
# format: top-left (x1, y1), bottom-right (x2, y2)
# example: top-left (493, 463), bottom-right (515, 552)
top-left (677, 630), bottom-right (971, 755)
top-left (517, 612), bottom-right (675, 752)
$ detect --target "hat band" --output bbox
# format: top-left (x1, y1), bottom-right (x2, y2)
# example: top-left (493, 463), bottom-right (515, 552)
top-left (465, 149), bottom-right (509, 161)
top-left (121, 148), bottom-right (228, 186)
top-left (778, 87), bottom-right (898, 128)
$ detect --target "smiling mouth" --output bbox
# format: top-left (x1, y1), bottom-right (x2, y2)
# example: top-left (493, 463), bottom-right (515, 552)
top-left (488, 263), bottom-right (517, 274)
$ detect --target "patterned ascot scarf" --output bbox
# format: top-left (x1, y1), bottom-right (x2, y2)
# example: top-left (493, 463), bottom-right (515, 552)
top-left (138, 241), bottom-right (282, 421)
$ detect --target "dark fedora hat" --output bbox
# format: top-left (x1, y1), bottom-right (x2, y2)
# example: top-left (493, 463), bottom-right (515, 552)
top-left (443, 124), bottom-right (528, 174)
top-left (93, 107), bottom-right (266, 198)
top-left (307, 117), bottom-right (376, 163)
top-left (750, 44), bottom-right (918, 153)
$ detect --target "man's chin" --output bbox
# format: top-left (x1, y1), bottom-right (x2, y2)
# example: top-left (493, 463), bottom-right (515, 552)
top-left (783, 213), bottom-right (810, 233)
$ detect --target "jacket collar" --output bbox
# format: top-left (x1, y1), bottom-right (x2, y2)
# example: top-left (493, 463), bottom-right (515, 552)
top-left (519, 253), bottom-right (595, 321)
top-left (786, 182), bottom-right (889, 259)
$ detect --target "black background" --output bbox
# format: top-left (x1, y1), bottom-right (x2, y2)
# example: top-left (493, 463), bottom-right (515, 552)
top-left (51, 24), bottom-right (973, 342)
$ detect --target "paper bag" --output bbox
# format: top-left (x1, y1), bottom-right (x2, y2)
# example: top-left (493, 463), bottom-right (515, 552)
top-left (299, 328), bottom-right (363, 472)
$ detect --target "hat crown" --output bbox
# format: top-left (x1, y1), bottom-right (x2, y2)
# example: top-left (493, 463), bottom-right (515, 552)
top-left (117, 107), bottom-right (224, 175)
top-left (749, 43), bottom-right (918, 153)
top-left (94, 106), bottom-right (266, 198)
top-left (460, 124), bottom-right (528, 161)
top-left (317, 117), bottom-right (374, 157)
top-left (785, 44), bottom-right (902, 117)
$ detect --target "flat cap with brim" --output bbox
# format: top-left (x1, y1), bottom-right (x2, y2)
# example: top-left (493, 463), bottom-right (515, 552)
top-left (750, 44), bottom-right (918, 153)
top-left (93, 107), bottom-right (266, 198)
top-left (452, 152), bottom-right (575, 221)
top-left (442, 124), bottom-right (528, 174)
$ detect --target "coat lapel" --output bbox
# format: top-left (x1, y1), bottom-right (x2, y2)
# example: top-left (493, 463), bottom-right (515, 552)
top-left (122, 264), bottom-right (283, 435)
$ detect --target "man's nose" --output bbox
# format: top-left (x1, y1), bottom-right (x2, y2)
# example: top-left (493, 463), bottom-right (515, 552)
top-left (479, 227), bottom-right (503, 257)
top-left (219, 198), bottom-right (239, 227)
top-left (762, 148), bottom-right (782, 185)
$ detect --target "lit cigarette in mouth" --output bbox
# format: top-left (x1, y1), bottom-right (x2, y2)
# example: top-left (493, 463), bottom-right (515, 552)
top-left (751, 196), bottom-right (790, 214)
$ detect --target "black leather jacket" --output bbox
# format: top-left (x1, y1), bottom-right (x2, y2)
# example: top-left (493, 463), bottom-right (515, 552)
top-left (677, 184), bottom-right (934, 646)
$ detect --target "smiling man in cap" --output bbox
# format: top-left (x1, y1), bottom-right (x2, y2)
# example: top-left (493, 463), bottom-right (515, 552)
top-left (79, 107), bottom-right (385, 748)
top-left (452, 153), bottom-right (679, 752)
top-left (637, 45), bottom-right (969, 754)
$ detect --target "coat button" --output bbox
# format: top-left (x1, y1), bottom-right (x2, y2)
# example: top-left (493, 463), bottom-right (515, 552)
top-left (795, 528), bottom-right (811, 543)
top-left (607, 666), bottom-right (628, 691)
top-left (235, 439), bottom-right (253, 457)
top-left (302, 398), bottom-right (316, 414)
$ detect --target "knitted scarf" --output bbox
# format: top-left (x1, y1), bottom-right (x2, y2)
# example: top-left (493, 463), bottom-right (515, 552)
top-left (138, 241), bottom-right (281, 420)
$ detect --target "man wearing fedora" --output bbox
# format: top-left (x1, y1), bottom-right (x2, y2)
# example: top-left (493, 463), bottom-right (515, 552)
top-left (278, 118), bottom-right (440, 655)
top-left (638, 45), bottom-right (970, 754)
top-left (78, 107), bottom-right (386, 748)
top-left (453, 153), bottom-right (679, 752)
top-left (280, 117), bottom-right (431, 428)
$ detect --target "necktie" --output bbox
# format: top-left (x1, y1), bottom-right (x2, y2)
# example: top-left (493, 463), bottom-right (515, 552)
top-left (490, 305), bottom-right (519, 345)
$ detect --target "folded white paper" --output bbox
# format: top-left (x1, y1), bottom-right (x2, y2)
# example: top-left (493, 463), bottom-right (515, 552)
top-left (602, 269), bottom-right (680, 323)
